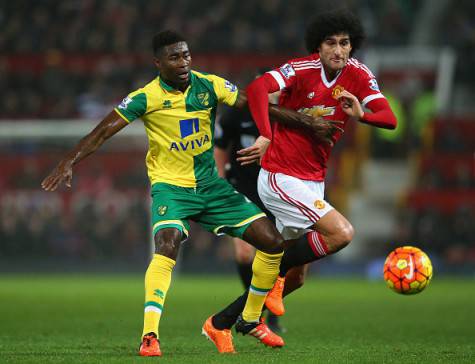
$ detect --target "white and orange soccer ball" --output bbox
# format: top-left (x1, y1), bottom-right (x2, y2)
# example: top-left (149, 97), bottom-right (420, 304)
top-left (383, 246), bottom-right (433, 295)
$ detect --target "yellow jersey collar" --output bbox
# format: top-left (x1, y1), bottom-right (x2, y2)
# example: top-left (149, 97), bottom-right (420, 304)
top-left (159, 72), bottom-right (195, 92)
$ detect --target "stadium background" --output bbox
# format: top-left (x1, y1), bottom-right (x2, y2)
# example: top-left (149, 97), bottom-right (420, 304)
top-left (1, 1), bottom-right (475, 363)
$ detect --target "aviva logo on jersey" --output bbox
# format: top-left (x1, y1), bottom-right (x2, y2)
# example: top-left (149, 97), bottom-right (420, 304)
top-left (169, 118), bottom-right (210, 152)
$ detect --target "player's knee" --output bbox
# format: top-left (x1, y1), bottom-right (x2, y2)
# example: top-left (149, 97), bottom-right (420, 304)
top-left (235, 249), bottom-right (254, 264)
top-left (262, 232), bottom-right (284, 254)
top-left (336, 222), bottom-right (354, 250)
top-left (154, 228), bottom-right (182, 259)
top-left (243, 218), bottom-right (284, 254)
top-left (234, 239), bottom-right (255, 264)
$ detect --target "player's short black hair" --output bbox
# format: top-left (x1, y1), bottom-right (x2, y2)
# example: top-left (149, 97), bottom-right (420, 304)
top-left (305, 10), bottom-right (365, 56)
top-left (153, 30), bottom-right (186, 57)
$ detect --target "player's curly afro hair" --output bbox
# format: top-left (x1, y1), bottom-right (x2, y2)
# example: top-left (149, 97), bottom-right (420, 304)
top-left (153, 30), bottom-right (186, 57)
top-left (305, 10), bottom-right (365, 56)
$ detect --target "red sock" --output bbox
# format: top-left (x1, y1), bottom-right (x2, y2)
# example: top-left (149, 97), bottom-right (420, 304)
top-left (306, 231), bottom-right (329, 258)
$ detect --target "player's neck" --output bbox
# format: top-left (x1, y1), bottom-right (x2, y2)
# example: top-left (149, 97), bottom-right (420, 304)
top-left (161, 76), bottom-right (190, 92)
top-left (323, 66), bottom-right (341, 82)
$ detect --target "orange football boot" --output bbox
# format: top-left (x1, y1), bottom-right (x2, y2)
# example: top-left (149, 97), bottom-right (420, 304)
top-left (139, 333), bottom-right (162, 357)
top-left (235, 314), bottom-right (284, 348)
top-left (265, 276), bottom-right (286, 316)
top-left (202, 316), bottom-right (236, 353)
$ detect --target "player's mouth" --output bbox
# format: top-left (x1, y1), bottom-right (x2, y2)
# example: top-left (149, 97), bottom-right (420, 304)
top-left (330, 58), bottom-right (346, 69)
top-left (177, 71), bottom-right (190, 81)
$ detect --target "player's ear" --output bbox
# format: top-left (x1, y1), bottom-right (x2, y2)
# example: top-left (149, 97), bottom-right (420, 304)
top-left (154, 58), bottom-right (161, 70)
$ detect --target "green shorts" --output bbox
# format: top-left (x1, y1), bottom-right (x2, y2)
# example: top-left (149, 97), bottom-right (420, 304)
top-left (151, 177), bottom-right (266, 240)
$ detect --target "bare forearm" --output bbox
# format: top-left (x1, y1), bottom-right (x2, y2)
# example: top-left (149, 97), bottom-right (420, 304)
top-left (42, 111), bottom-right (128, 191)
top-left (66, 131), bottom-right (108, 166)
top-left (237, 89), bottom-right (314, 132)
top-left (64, 110), bottom-right (128, 166)
top-left (268, 104), bottom-right (314, 129)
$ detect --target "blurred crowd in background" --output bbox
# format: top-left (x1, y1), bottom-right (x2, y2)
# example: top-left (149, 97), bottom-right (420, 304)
top-left (2, 0), bottom-right (474, 119)
top-left (1, 0), bottom-right (474, 273)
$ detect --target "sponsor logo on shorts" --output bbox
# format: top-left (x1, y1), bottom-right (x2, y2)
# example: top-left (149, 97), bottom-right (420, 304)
top-left (314, 200), bottom-right (326, 209)
top-left (369, 78), bottom-right (380, 92)
top-left (280, 63), bottom-right (296, 79)
top-left (118, 96), bottom-right (133, 109)
top-left (331, 85), bottom-right (345, 99)
top-left (158, 206), bottom-right (168, 216)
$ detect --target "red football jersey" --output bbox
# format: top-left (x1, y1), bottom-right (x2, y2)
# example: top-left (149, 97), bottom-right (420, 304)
top-left (262, 54), bottom-right (385, 181)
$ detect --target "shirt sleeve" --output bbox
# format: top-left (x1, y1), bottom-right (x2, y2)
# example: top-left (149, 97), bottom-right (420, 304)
top-left (353, 65), bottom-right (385, 107)
top-left (267, 62), bottom-right (298, 91)
top-left (361, 97), bottom-right (397, 129)
top-left (246, 73), bottom-right (282, 140)
top-left (210, 75), bottom-right (239, 107)
top-left (114, 91), bottom-right (147, 123)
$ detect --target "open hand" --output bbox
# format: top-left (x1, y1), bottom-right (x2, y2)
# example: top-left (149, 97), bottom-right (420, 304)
top-left (236, 136), bottom-right (270, 166)
top-left (299, 110), bottom-right (344, 147)
top-left (41, 160), bottom-right (73, 191)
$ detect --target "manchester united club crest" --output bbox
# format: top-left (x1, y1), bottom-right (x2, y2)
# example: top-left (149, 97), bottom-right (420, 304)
top-left (314, 200), bottom-right (326, 209)
top-left (332, 85), bottom-right (345, 99)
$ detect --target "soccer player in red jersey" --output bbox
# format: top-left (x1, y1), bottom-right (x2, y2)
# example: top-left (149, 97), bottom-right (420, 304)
top-left (206, 9), bottom-right (397, 346)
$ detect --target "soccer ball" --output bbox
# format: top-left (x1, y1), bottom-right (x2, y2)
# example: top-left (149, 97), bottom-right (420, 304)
top-left (383, 246), bottom-right (433, 294)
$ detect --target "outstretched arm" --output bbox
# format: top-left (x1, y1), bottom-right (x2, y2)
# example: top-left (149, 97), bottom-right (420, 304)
top-left (336, 90), bottom-right (397, 129)
top-left (41, 110), bottom-right (129, 191)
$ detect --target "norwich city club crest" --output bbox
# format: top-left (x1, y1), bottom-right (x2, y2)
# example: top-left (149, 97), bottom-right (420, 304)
top-left (197, 92), bottom-right (210, 107)
top-left (158, 206), bottom-right (168, 216)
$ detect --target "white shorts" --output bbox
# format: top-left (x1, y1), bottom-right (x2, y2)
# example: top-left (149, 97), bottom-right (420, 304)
top-left (257, 168), bottom-right (334, 239)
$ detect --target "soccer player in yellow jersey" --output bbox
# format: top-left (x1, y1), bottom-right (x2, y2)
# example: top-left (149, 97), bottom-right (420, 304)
top-left (41, 30), bottom-right (339, 357)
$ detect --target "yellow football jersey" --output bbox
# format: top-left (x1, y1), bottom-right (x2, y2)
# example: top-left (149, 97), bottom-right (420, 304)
top-left (114, 71), bottom-right (239, 187)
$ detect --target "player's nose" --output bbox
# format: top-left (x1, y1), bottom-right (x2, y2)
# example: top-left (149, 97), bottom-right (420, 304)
top-left (334, 45), bottom-right (343, 56)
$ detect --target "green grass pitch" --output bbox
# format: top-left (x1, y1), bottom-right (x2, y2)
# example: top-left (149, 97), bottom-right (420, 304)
top-left (0, 275), bottom-right (474, 363)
